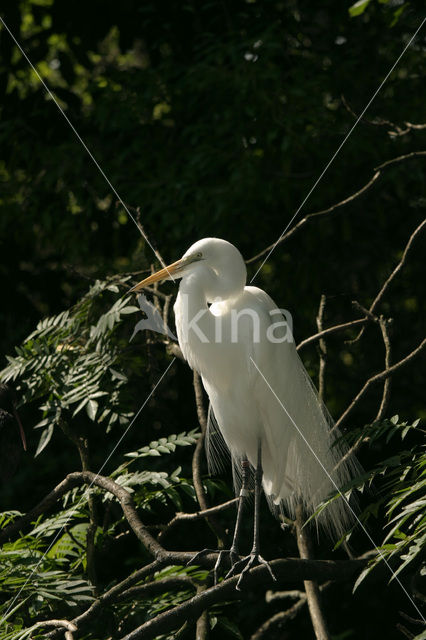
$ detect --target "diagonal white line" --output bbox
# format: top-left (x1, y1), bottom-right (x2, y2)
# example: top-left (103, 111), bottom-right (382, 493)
top-left (250, 356), bottom-right (425, 622)
top-left (0, 15), bottom-right (174, 279)
top-left (0, 357), bottom-right (176, 623)
top-left (250, 15), bottom-right (426, 283)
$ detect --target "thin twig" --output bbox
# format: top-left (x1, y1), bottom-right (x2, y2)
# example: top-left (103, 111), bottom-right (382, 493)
top-left (192, 371), bottom-right (208, 512)
top-left (349, 217), bottom-right (426, 344)
top-left (58, 421), bottom-right (98, 590)
top-left (158, 498), bottom-right (239, 543)
top-left (134, 285), bottom-right (169, 301)
top-left (341, 95), bottom-right (426, 138)
top-left (64, 524), bottom-right (86, 550)
top-left (163, 294), bottom-right (173, 336)
top-left (331, 312), bottom-right (394, 473)
top-left (375, 316), bottom-right (392, 421)
top-left (375, 151), bottom-right (426, 171)
top-left (121, 202), bottom-right (168, 270)
top-left (295, 505), bottom-right (331, 640)
top-left (296, 318), bottom-right (369, 351)
top-left (29, 619), bottom-right (77, 639)
top-left (265, 589), bottom-right (305, 602)
top-left (252, 582), bottom-right (333, 640)
top-left (316, 295), bottom-right (327, 401)
top-left (192, 371), bottom-right (226, 545)
top-left (114, 577), bottom-right (195, 604)
top-left (247, 153), bottom-right (426, 265)
top-left (335, 335), bottom-right (426, 430)
top-left (246, 171), bottom-right (381, 264)
top-left (250, 599), bottom-right (307, 640)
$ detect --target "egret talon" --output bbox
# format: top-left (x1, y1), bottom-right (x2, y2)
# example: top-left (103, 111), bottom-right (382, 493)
top-left (186, 548), bottom-right (242, 584)
top-left (185, 548), bottom-right (218, 567)
top-left (234, 553), bottom-right (276, 591)
top-left (213, 548), bottom-right (240, 584)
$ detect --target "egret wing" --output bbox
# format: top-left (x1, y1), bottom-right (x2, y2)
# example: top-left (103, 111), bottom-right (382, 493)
top-left (247, 287), bottom-right (360, 538)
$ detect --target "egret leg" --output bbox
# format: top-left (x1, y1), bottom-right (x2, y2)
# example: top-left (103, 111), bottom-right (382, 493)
top-left (226, 442), bottom-right (277, 590)
top-left (186, 457), bottom-right (251, 583)
top-left (211, 457), bottom-right (251, 581)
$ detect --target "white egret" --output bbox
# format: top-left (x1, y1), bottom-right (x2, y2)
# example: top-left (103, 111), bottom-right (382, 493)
top-left (131, 238), bottom-right (359, 586)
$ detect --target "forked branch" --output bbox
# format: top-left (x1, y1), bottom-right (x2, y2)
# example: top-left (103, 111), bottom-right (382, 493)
top-left (246, 153), bottom-right (426, 265)
top-left (335, 335), bottom-right (426, 430)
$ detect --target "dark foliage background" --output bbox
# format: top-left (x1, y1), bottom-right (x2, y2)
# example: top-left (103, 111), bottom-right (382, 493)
top-left (0, 1), bottom-right (425, 639)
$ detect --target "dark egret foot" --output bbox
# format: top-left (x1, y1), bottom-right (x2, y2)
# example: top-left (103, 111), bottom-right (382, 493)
top-left (226, 552), bottom-right (277, 591)
top-left (212, 548), bottom-right (241, 583)
top-left (186, 548), bottom-right (218, 567)
top-left (186, 547), bottom-right (240, 584)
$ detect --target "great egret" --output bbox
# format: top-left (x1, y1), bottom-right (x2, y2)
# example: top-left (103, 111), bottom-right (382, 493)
top-left (131, 238), bottom-right (359, 586)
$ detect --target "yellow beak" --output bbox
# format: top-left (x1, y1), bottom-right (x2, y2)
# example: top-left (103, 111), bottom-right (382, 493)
top-left (129, 257), bottom-right (188, 293)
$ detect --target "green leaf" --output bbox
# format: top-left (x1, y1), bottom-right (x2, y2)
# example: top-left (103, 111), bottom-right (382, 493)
top-left (35, 424), bottom-right (54, 457)
top-left (353, 562), bottom-right (375, 591)
top-left (217, 616), bottom-right (244, 639)
top-left (120, 306), bottom-right (139, 314)
top-left (349, 0), bottom-right (371, 17)
top-left (86, 398), bottom-right (98, 421)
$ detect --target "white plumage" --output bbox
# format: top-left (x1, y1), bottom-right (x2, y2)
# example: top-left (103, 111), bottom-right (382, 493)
top-left (133, 237), bottom-right (359, 540)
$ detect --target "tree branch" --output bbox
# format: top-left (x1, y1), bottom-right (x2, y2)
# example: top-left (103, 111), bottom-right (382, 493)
top-left (375, 316), bottom-right (393, 421)
top-left (298, 216), bottom-right (425, 357)
top-left (195, 584), bottom-right (210, 640)
top-left (251, 582), bottom-right (332, 640)
top-left (296, 318), bottom-right (369, 351)
top-left (316, 295), bottom-right (327, 401)
top-left (114, 576), bottom-right (195, 604)
top-left (158, 498), bottom-right (238, 544)
top-left (246, 153), bottom-right (426, 265)
top-left (341, 95), bottom-right (426, 139)
top-left (295, 505), bottom-right (331, 640)
top-left (192, 371), bottom-right (209, 514)
top-left (335, 335), bottom-right (426, 430)
top-left (29, 619), bottom-right (77, 640)
top-left (42, 554), bottom-right (367, 640)
top-left (120, 201), bottom-right (168, 271)
top-left (0, 471), bottom-right (164, 558)
top-left (250, 599), bottom-right (308, 640)
top-left (349, 217), bottom-right (426, 345)
top-left (59, 421), bottom-right (99, 590)
top-left (192, 371), bottom-right (226, 545)
top-left (246, 171), bottom-right (381, 264)
top-left (45, 560), bottom-right (168, 639)
top-left (375, 151), bottom-right (426, 169)
top-left (116, 557), bottom-right (367, 640)
top-left (367, 217), bottom-right (426, 314)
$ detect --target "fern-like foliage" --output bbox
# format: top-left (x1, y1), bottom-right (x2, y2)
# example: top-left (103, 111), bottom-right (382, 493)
top-left (0, 279), bottom-right (139, 455)
top-left (326, 416), bottom-right (425, 590)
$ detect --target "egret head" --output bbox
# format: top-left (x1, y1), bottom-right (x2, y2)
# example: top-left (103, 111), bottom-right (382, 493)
top-left (130, 238), bottom-right (247, 301)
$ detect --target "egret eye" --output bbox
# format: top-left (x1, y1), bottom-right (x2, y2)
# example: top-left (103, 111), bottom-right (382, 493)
top-left (195, 252), bottom-right (203, 259)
